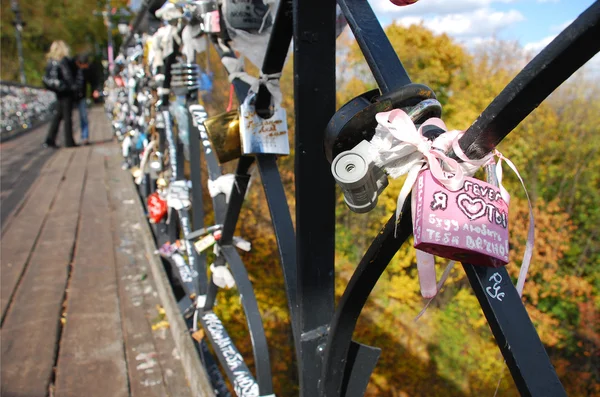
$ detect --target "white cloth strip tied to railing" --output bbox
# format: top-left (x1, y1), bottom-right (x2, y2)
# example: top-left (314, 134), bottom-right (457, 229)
top-left (209, 263), bottom-right (236, 289)
top-left (208, 173), bottom-right (253, 204)
top-left (181, 24), bottom-right (208, 61)
top-left (221, 0), bottom-right (280, 69)
top-left (167, 180), bottom-right (192, 211)
top-left (208, 174), bottom-right (235, 202)
top-left (227, 71), bottom-right (284, 108)
top-left (369, 109), bottom-right (534, 304)
top-left (135, 140), bottom-right (157, 185)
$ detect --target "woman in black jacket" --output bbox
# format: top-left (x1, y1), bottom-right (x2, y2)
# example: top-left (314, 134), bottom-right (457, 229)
top-left (43, 40), bottom-right (77, 148)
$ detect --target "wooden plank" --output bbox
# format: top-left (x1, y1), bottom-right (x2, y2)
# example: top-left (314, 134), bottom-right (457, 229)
top-left (0, 147), bottom-right (89, 397)
top-left (0, 149), bottom-right (71, 321)
top-left (88, 107), bottom-right (114, 144)
top-left (104, 145), bottom-right (216, 397)
top-left (106, 150), bottom-right (194, 397)
top-left (0, 148), bottom-right (56, 231)
top-left (54, 149), bottom-right (129, 397)
top-left (108, 158), bottom-right (174, 397)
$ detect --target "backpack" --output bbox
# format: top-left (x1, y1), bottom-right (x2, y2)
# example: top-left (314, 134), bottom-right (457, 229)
top-left (42, 60), bottom-right (68, 93)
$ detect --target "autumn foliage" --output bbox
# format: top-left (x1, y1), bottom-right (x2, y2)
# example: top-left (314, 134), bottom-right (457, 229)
top-left (211, 24), bottom-right (599, 396)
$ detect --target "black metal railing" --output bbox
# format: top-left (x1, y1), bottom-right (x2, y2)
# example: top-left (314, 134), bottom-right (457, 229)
top-left (121, 0), bottom-right (600, 396)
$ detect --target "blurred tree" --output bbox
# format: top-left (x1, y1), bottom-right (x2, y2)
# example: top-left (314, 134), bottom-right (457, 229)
top-left (0, 0), bottom-right (130, 84)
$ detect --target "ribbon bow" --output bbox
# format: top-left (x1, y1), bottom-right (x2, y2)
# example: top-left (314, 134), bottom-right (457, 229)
top-left (227, 71), bottom-right (283, 108)
top-left (372, 109), bottom-right (491, 234)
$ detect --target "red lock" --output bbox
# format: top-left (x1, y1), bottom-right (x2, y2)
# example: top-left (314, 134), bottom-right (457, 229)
top-left (389, 0), bottom-right (420, 6)
top-left (147, 192), bottom-right (168, 224)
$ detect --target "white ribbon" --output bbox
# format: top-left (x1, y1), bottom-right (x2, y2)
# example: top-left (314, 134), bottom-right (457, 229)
top-left (372, 109), bottom-right (492, 236)
top-left (250, 73), bottom-right (283, 108)
top-left (207, 174), bottom-right (235, 202)
top-left (495, 151), bottom-right (534, 297)
top-left (226, 70), bottom-right (283, 109)
top-left (181, 24), bottom-right (207, 61)
top-left (155, 2), bottom-right (183, 21)
top-left (233, 236), bottom-right (252, 252)
top-left (157, 87), bottom-right (170, 96)
top-left (135, 140), bottom-right (156, 185)
top-left (210, 264), bottom-right (236, 289)
top-left (167, 180), bottom-right (191, 210)
top-left (159, 24), bottom-right (182, 61)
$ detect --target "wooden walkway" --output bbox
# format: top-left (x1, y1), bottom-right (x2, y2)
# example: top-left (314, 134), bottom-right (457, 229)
top-left (0, 107), bottom-right (201, 397)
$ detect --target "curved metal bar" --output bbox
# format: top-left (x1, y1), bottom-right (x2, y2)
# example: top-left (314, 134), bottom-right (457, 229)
top-left (186, 99), bottom-right (206, 230)
top-left (337, 0), bottom-right (410, 94)
top-left (323, 85), bottom-right (437, 163)
top-left (190, 105), bottom-right (229, 225)
top-left (209, 39), bottom-right (251, 99)
top-left (204, 15), bottom-right (299, 394)
top-left (191, 102), bottom-right (273, 394)
top-left (320, 208), bottom-right (413, 397)
top-left (199, 311), bottom-right (260, 396)
top-left (220, 245), bottom-right (274, 395)
top-left (195, 338), bottom-right (233, 397)
top-left (220, 156), bottom-right (255, 244)
top-left (453, 1), bottom-right (600, 160)
top-left (256, 155), bottom-right (298, 330)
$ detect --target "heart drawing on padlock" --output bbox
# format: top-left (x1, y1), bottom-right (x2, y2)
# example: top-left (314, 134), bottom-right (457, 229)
top-left (457, 195), bottom-right (487, 221)
top-left (412, 170), bottom-right (510, 267)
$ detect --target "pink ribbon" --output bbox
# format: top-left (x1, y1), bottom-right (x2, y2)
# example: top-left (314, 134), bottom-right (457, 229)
top-left (374, 109), bottom-right (491, 236)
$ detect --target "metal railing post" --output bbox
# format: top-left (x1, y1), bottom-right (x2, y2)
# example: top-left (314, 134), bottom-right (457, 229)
top-left (293, 1), bottom-right (337, 395)
top-left (10, 0), bottom-right (26, 85)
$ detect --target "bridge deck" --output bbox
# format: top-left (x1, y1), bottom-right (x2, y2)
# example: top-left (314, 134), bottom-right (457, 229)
top-left (1, 107), bottom-right (196, 397)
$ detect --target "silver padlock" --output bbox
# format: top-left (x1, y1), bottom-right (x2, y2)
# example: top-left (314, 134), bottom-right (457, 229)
top-left (239, 92), bottom-right (289, 156)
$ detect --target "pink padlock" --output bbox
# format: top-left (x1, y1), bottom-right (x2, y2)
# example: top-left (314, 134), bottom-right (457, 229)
top-left (412, 170), bottom-right (510, 267)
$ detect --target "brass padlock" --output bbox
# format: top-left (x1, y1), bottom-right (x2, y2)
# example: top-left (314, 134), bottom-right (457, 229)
top-left (203, 110), bottom-right (242, 164)
top-left (157, 177), bottom-right (168, 189)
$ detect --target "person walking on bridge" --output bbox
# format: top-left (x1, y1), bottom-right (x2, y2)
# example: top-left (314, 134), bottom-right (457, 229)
top-left (74, 54), bottom-right (99, 146)
top-left (42, 40), bottom-right (77, 148)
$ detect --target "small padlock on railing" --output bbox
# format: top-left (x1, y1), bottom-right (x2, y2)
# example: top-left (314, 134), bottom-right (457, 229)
top-left (239, 91), bottom-right (289, 156)
top-left (196, 0), bottom-right (220, 33)
top-left (203, 110), bottom-right (242, 163)
top-left (412, 170), bottom-right (510, 267)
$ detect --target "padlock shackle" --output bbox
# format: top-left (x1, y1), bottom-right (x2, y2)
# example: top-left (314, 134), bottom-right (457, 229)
top-left (324, 84), bottom-right (437, 163)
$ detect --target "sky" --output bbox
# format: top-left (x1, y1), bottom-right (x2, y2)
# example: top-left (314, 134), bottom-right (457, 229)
top-left (368, 0), bottom-right (598, 56)
top-left (129, 0), bottom-right (598, 70)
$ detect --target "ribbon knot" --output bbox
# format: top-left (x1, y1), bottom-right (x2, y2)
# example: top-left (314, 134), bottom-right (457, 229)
top-left (371, 109), bottom-right (488, 235)
top-left (416, 140), bottom-right (431, 155)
